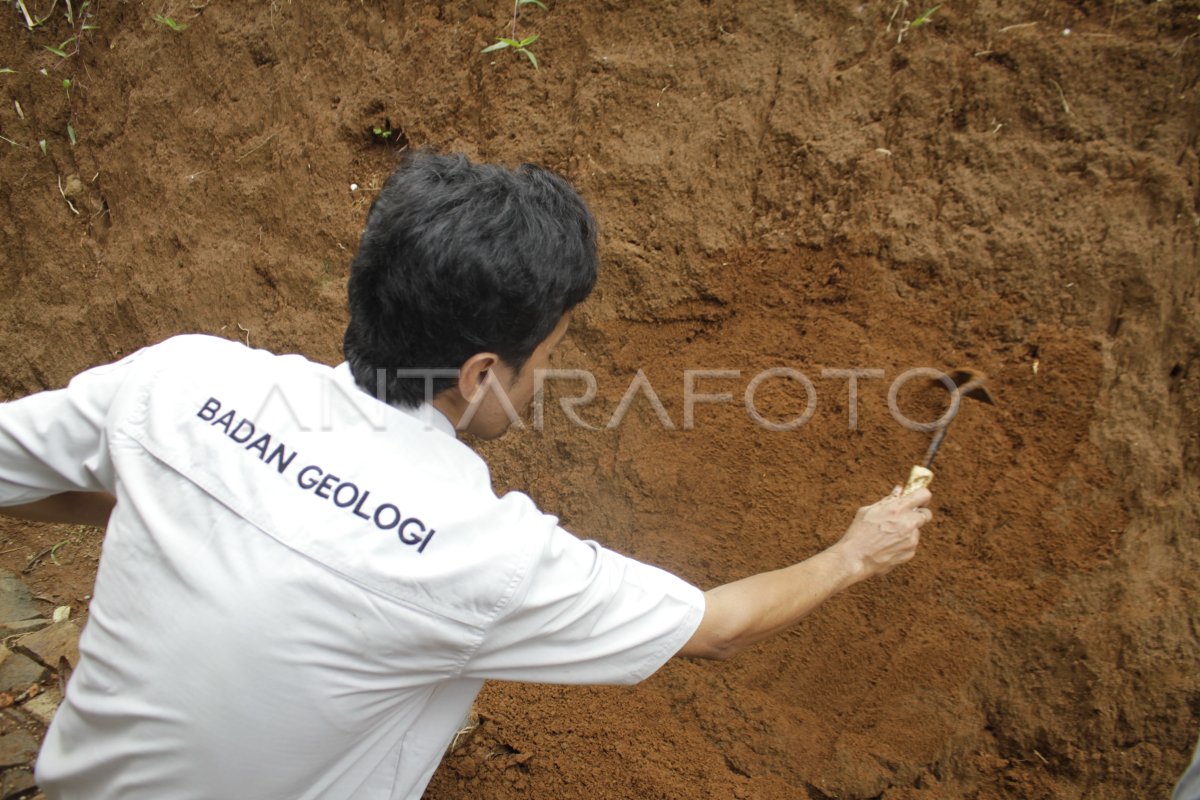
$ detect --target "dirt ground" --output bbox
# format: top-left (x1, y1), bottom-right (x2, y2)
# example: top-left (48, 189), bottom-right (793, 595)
top-left (0, 0), bottom-right (1198, 797)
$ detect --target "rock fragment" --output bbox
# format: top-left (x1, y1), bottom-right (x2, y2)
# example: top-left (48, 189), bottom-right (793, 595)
top-left (0, 620), bottom-right (48, 638)
top-left (13, 622), bottom-right (80, 671)
top-left (0, 766), bottom-right (36, 797)
top-left (0, 729), bottom-right (37, 770)
top-left (20, 687), bottom-right (62, 727)
top-left (0, 573), bottom-right (41, 625)
top-left (0, 649), bottom-right (45, 695)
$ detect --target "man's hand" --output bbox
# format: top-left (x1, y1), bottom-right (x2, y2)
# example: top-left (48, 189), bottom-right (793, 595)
top-left (677, 487), bottom-right (933, 661)
top-left (830, 487), bottom-right (931, 582)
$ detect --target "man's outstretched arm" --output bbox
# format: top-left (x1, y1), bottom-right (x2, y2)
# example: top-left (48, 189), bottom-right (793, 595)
top-left (677, 487), bottom-right (932, 661)
top-left (0, 492), bottom-right (115, 528)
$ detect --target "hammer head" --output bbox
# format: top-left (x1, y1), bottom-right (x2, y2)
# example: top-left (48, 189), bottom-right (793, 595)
top-left (946, 369), bottom-right (996, 405)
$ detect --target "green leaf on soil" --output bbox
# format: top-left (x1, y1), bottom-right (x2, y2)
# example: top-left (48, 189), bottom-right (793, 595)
top-left (910, 4), bottom-right (941, 28)
top-left (154, 14), bottom-right (187, 32)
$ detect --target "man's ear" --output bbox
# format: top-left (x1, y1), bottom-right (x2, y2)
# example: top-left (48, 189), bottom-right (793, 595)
top-left (456, 352), bottom-right (499, 403)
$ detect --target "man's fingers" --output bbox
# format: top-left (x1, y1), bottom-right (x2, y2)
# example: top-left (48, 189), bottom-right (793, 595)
top-left (895, 487), bottom-right (932, 510)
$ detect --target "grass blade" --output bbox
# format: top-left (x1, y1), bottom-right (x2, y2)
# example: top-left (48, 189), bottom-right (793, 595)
top-left (911, 4), bottom-right (941, 28)
top-left (15, 0), bottom-right (36, 29)
top-left (154, 15), bottom-right (187, 32)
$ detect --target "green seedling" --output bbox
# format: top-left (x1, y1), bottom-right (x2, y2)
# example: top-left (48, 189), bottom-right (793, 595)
top-left (154, 14), bottom-right (187, 32)
top-left (38, 139), bottom-right (47, 155)
top-left (72, 2), bottom-right (98, 29)
top-left (67, 123), bottom-right (76, 145)
top-left (482, 0), bottom-right (545, 69)
top-left (44, 37), bottom-right (76, 58)
top-left (65, 0), bottom-right (84, 27)
top-left (372, 126), bottom-right (393, 140)
top-left (16, 0), bottom-right (69, 30)
top-left (895, 3), bottom-right (940, 42)
top-left (482, 34), bottom-right (540, 68)
top-left (63, 78), bottom-right (72, 99)
top-left (910, 4), bottom-right (941, 28)
top-left (0, 68), bottom-right (14, 75)
top-left (15, 0), bottom-right (37, 29)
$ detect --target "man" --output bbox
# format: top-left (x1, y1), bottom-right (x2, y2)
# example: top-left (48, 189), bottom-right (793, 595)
top-left (1175, 738), bottom-right (1200, 799)
top-left (0, 152), bottom-right (931, 799)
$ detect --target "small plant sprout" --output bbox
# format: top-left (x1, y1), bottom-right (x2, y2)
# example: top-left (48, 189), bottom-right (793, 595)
top-left (482, 0), bottom-right (546, 69)
top-left (67, 123), bottom-right (77, 146)
top-left (15, 0), bottom-right (38, 29)
top-left (68, 1), bottom-right (99, 31)
top-left (63, 78), bottom-right (72, 99)
top-left (896, 3), bottom-right (941, 43)
top-left (154, 14), bottom-right (187, 32)
top-left (910, 5), bottom-right (941, 28)
top-left (38, 139), bottom-right (47, 155)
top-left (482, 34), bottom-right (540, 68)
top-left (44, 37), bottom-right (77, 58)
top-left (18, 0), bottom-right (85, 29)
top-left (369, 122), bottom-right (408, 148)
top-left (0, 68), bottom-right (15, 75)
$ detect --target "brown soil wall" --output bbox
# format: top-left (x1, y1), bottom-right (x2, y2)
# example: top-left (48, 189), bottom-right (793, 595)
top-left (1, 1), bottom-right (1198, 797)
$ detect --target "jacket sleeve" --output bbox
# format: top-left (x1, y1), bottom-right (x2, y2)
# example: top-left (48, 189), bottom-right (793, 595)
top-left (0, 349), bottom-right (149, 505)
top-left (462, 522), bottom-right (705, 686)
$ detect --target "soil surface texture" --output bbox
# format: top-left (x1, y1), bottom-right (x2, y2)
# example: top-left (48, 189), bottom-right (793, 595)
top-left (1, 1), bottom-right (1198, 798)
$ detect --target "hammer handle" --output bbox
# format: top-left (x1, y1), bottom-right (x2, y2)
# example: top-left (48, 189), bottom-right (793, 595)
top-left (902, 465), bottom-right (933, 496)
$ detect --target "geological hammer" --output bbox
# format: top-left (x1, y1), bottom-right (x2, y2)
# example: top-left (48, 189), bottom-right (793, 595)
top-left (902, 369), bottom-right (995, 495)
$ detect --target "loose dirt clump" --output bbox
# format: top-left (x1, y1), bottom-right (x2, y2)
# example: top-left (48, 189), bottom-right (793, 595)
top-left (0, 1), bottom-right (1197, 798)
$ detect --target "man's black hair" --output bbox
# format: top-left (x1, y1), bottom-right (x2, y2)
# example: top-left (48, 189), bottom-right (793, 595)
top-left (343, 151), bottom-right (598, 408)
